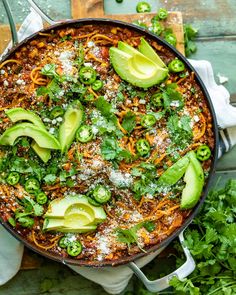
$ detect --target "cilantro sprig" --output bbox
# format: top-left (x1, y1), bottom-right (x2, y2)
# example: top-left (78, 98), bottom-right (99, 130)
top-left (135, 179), bottom-right (236, 294)
top-left (184, 24), bottom-right (198, 57)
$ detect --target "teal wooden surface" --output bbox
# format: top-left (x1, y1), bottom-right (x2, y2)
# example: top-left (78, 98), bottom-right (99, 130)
top-left (0, 1), bottom-right (236, 294)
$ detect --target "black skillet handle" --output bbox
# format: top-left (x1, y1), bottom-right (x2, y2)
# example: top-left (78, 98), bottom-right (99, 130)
top-left (2, 0), bottom-right (19, 46)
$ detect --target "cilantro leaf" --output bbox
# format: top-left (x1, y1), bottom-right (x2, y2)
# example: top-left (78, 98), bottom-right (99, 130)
top-left (162, 83), bottom-right (184, 112)
top-left (184, 24), bottom-right (198, 57)
top-left (100, 137), bottom-right (119, 160)
top-left (116, 223), bottom-right (143, 249)
top-left (100, 136), bottom-right (132, 163)
top-left (37, 79), bottom-right (62, 101)
top-left (24, 196), bottom-right (44, 216)
top-left (94, 96), bottom-right (116, 122)
top-left (167, 114), bottom-right (193, 149)
top-left (43, 174), bottom-right (57, 185)
top-left (121, 111), bottom-right (136, 134)
top-left (41, 64), bottom-right (59, 78)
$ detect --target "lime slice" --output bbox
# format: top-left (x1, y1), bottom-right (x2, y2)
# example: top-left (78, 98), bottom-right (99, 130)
top-left (64, 211), bottom-right (94, 227)
top-left (65, 204), bottom-right (95, 218)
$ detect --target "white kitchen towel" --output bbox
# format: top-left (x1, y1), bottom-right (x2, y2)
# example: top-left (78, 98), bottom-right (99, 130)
top-left (1, 9), bottom-right (236, 294)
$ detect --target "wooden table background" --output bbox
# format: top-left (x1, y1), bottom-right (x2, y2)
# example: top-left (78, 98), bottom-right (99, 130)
top-left (0, 0), bottom-right (236, 294)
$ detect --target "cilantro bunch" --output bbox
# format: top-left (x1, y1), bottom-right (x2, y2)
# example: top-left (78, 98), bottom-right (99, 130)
top-left (132, 179), bottom-right (236, 295)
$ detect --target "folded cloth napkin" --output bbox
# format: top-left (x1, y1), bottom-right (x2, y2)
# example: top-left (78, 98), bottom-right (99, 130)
top-left (1, 10), bottom-right (236, 294)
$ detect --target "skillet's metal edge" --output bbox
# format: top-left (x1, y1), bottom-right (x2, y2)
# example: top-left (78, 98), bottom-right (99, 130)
top-left (0, 18), bottom-right (219, 267)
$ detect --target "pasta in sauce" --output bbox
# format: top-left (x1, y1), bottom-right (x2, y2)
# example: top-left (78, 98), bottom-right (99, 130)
top-left (0, 24), bottom-right (214, 264)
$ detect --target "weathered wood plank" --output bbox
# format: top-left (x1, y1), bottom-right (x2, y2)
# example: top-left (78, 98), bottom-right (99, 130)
top-left (20, 249), bottom-right (42, 270)
top-left (71, 0), bottom-right (104, 19)
top-left (103, 12), bottom-right (185, 55)
top-left (104, 0), bottom-right (236, 37)
top-left (71, 1), bottom-right (185, 55)
top-left (0, 4), bottom-right (185, 58)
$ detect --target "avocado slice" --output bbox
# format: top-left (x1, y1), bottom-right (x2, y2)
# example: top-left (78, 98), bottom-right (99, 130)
top-left (45, 195), bottom-right (106, 223)
top-left (0, 122), bottom-right (61, 149)
top-left (118, 41), bottom-right (143, 58)
top-left (31, 141), bottom-right (51, 163)
top-left (5, 108), bottom-right (52, 162)
top-left (157, 154), bottom-right (190, 186)
top-left (5, 108), bottom-right (46, 129)
top-left (43, 218), bottom-right (97, 233)
top-left (59, 100), bottom-right (83, 153)
top-left (109, 47), bottom-right (168, 88)
top-left (138, 38), bottom-right (166, 68)
top-left (57, 225), bottom-right (97, 233)
top-left (180, 151), bottom-right (204, 209)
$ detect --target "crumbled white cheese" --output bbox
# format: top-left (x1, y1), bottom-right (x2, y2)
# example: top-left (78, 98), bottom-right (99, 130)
top-left (96, 236), bottom-right (110, 255)
top-left (87, 41), bottom-right (95, 48)
top-left (0, 70), bottom-right (5, 75)
top-left (91, 159), bottom-right (103, 168)
top-left (66, 234), bottom-right (77, 243)
top-left (84, 62), bottom-right (93, 67)
top-left (16, 79), bottom-right (25, 85)
top-left (79, 128), bottom-right (90, 138)
top-left (109, 170), bottom-right (133, 188)
top-left (139, 99), bottom-right (146, 104)
top-left (43, 118), bottom-right (51, 123)
top-left (129, 211), bottom-right (143, 222)
top-left (58, 50), bottom-right (75, 75)
top-left (56, 117), bottom-right (63, 122)
top-left (193, 115), bottom-right (200, 122)
top-left (170, 100), bottom-right (180, 107)
top-left (49, 127), bottom-right (55, 134)
top-left (3, 80), bottom-right (9, 87)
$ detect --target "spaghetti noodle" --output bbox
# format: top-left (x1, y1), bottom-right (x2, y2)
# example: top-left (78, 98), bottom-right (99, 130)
top-left (0, 23), bottom-right (214, 264)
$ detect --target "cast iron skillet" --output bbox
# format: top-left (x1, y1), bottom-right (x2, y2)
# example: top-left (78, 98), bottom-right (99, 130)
top-left (0, 7), bottom-right (219, 267)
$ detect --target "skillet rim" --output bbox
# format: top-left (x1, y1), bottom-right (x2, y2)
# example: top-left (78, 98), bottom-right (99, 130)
top-left (0, 18), bottom-right (219, 267)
